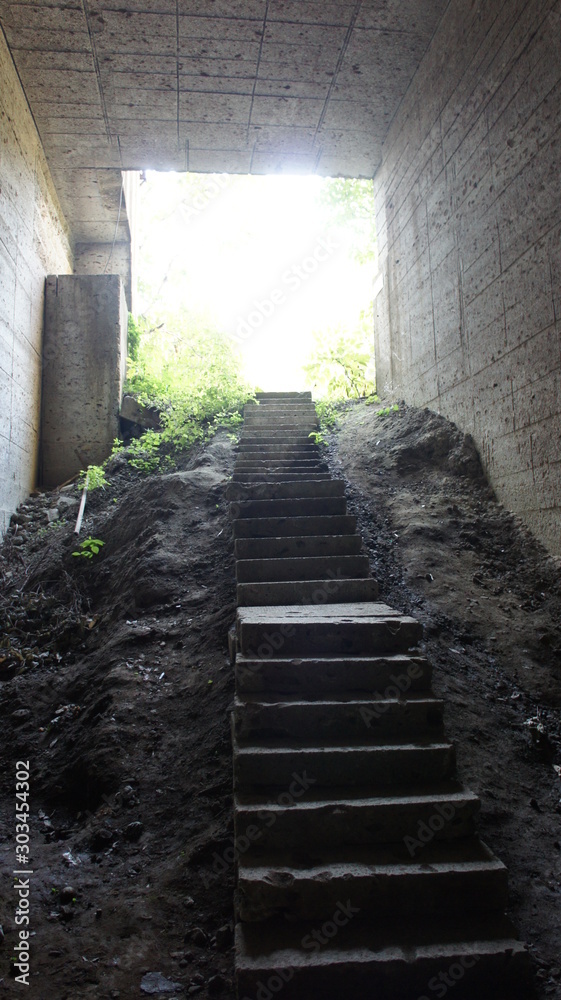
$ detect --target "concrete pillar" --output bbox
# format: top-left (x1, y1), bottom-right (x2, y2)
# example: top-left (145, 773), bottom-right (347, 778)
top-left (40, 274), bottom-right (127, 488)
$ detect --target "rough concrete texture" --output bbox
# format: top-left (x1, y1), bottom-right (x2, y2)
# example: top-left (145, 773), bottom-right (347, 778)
top-left (0, 29), bottom-right (73, 534)
top-left (373, 0), bottom-right (561, 555)
top-left (0, 0), bottom-right (447, 177)
top-left (0, 0), bottom-right (447, 272)
top-left (41, 274), bottom-right (127, 487)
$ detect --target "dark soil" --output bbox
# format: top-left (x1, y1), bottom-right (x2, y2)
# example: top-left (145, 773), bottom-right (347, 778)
top-left (329, 399), bottom-right (561, 1000)
top-left (0, 435), bottom-right (239, 999)
top-left (0, 405), bottom-right (560, 999)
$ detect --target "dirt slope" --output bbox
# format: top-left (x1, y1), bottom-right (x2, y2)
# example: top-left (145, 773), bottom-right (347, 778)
top-left (330, 400), bottom-right (561, 999)
top-left (0, 435), bottom-right (239, 999)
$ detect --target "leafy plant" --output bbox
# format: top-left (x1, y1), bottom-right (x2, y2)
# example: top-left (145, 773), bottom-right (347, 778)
top-left (308, 430), bottom-right (327, 446)
top-left (377, 404), bottom-right (399, 417)
top-left (72, 538), bottom-right (105, 560)
top-left (304, 318), bottom-right (375, 401)
top-left (118, 309), bottom-right (252, 472)
top-left (78, 465), bottom-right (108, 491)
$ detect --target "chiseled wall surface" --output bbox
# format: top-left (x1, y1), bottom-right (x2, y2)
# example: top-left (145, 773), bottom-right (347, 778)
top-left (374, 0), bottom-right (561, 555)
top-left (0, 29), bottom-right (72, 533)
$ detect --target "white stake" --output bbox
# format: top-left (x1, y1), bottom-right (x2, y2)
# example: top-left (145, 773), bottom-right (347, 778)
top-left (74, 470), bottom-right (89, 535)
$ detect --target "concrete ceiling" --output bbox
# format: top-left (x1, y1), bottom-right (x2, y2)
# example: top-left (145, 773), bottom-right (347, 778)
top-left (0, 0), bottom-right (448, 247)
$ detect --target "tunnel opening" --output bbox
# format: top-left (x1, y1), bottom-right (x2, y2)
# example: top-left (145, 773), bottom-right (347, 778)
top-left (130, 169), bottom-right (377, 394)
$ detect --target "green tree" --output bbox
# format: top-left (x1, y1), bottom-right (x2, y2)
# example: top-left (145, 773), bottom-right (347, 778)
top-left (303, 309), bottom-right (376, 400)
top-left (122, 308), bottom-right (252, 469)
top-left (318, 178), bottom-right (376, 264)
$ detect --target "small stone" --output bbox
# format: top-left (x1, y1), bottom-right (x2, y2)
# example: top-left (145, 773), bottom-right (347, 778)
top-left (208, 974), bottom-right (227, 994)
top-left (12, 709), bottom-right (32, 723)
top-left (140, 972), bottom-right (183, 995)
top-left (185, 897), bottom-right (195, 907)
top-left (191, 973), bottom-right (204, 985)
top-left (59, 886), bottom-right (76, 903)
top-left (59, 904), bottom-right (74, 921)
top-left (190, 927), bottom-right (208, 947)
top-left (214, 924), bottom-right (233, 951)
top-left (124, 821), bottom-right (144, 841)
top-left (46, 508), bottom-right (60, 523)
top-left (11, 535), bottom-right (25, 546)
top-left (10, 513), bottom-right (29, 526)
top-left (57, 495), bottom-right (78, 511)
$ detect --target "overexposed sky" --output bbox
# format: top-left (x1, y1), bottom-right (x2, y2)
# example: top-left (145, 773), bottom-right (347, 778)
top-left (137, 172), bottom-right (373, 389)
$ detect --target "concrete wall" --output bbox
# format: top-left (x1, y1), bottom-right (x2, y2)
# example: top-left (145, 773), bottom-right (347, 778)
top-left (0, 28), bottom-right (73, 532)
top-left (41, 274), bottom-right (128, 488)
top-left (374, 0), bottom-right (561, 555)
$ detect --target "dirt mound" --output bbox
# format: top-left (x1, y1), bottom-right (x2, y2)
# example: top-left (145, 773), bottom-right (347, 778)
top-left (0, 433), bottom-right (238, 998)
top-left (329, 400), bottom-right (561, 998)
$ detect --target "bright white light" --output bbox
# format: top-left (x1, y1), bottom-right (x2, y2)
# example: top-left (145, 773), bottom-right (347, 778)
top-left (137, 172), bottom-right (373, 389)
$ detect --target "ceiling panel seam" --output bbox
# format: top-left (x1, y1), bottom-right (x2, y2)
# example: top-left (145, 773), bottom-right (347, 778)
top-left (80, 0), bottom-right (117, 157)
top-left (247, 0), bottom-right (270, 165)
top-left (314, 0), bottom-right (365, 164)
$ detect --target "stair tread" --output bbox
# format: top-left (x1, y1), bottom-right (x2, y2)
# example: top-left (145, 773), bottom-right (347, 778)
top-left (236, 912), bottom-right (526, 962)
top-left (234, 782), bottom-right (475, 806)
top-left (235, 693), bottom-right (443, 707)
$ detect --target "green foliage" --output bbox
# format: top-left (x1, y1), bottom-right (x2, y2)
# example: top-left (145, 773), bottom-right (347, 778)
top-left (376, 404), bottom-right (399, 417)
top-left (308, 430), bottom-right (327, 446)
top-left (78, 465), bottom-right (108, 491)
top-left (120, 309), bottom-right (252, 470)
top-left (72, 538), bottom-right (105, 560)
top-left (127, 314), bottom-right (143, 361)
top-left (314, 400), bottom-right (339, 430)
top-left (303, 314), bottom-right (376, 401)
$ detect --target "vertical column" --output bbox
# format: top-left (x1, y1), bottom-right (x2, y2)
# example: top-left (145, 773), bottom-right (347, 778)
top-left (40, 274), bottom-right (128, 488)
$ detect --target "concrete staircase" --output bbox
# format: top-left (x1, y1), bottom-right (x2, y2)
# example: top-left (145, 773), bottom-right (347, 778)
top-left (227, 392), bottom-right (531, 1000)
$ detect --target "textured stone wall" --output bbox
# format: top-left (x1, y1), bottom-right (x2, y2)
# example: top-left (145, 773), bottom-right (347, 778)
top-left (41, 274), bottom-right (128, 488)
top-left (0, 29), bottom-right (72, 533)
top-left (374, 0), bottom-right (561, 555)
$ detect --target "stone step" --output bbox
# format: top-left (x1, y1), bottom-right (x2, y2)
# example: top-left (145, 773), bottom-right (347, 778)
top-left (235, 455), bottom-right (322, 464)
top-left (235, 653), bottom-right (430, 695)
top-left (232, 473), bottom-right (331, 483)
top-left (235, 534), bottom-right (362, 560)
top-left (232, 694), bottom-right (444, 744)
top-left (231, 497), bottom-right (347, 519)
top-left (255, 391), bottom-right (312, 399)
top-left (236, 577), bottom-right (379, 606)
top-left (233, 741), bottom-right (456, 791)
top-left (234, 456), bottom-right (324, 464)
top-left (234, 784), bottom-right (476, 847)
top-left (234, 462), bottom-right (328, 471)
top-left (227, 482), bottom-right (346, 503)
top-left (237, 839), bottom-right (507, 921)
top-left (239, 433), bottom-right (314, 442)
top-left (232, 515), bottom-right (356, 538)
top-left (236, 444), bottom-right (320, 454)
top-left (236, 555), bottom-right (370, 584)
top-left (244, 407), bottom-right (317, 418)
top-left (243, 417), bottom-right (317, 428)
top-left (236, 603), bottom-right (421, 653)
top-left (235, 915), bottom-right (531, 1000)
